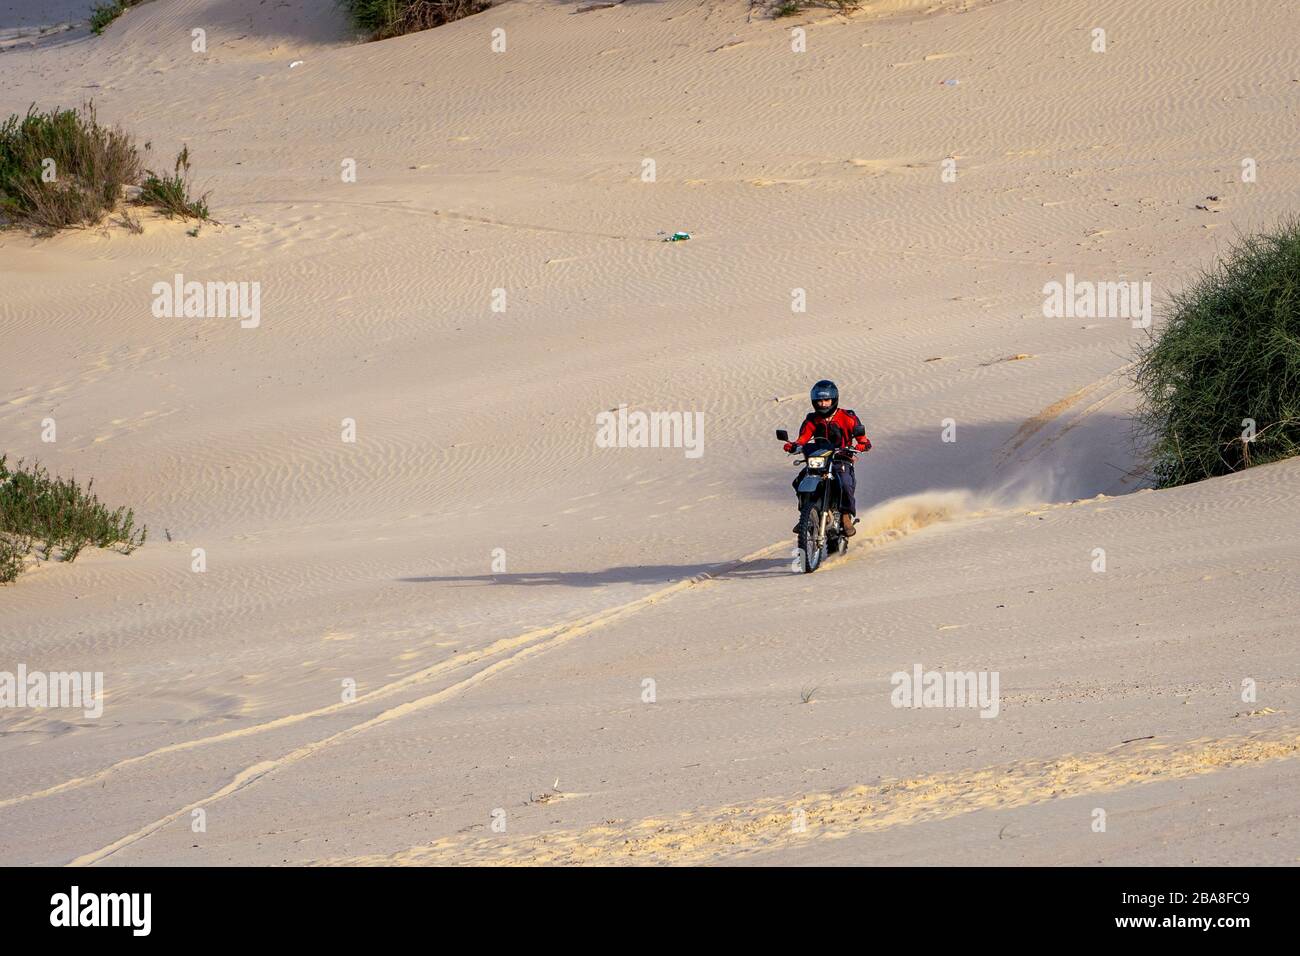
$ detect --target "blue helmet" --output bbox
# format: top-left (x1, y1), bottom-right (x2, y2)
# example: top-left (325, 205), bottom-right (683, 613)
top-left (810, 379), bottom-right (839, 417)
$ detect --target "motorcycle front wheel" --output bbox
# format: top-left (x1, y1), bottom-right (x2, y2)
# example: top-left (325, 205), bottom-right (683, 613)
top-left (797, 498), bottom-right (825, 573)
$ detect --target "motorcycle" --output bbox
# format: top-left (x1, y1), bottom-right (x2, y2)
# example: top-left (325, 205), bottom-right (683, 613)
top-left (776, 424), bottom-right (867, 574)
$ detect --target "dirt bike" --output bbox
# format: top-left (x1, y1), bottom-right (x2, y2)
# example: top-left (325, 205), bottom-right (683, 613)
top-left (776, 425), bottom-right (867, 574)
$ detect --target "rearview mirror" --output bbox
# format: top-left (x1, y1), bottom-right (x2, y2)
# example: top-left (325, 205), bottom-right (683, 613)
top-left (775, 429), bottom-right (789, 442)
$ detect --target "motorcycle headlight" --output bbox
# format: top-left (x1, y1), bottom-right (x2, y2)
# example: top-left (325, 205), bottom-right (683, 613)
top-left (806, 458), bottom-right (826, 470)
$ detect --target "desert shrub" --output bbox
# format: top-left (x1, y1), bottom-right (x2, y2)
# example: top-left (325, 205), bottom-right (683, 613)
top-left (1135, 218), bottom-right (1300, 487)
top-left (773, 0), bottom-right (859, 16)
top-left (0, 103), bottom-right (140, 230)
top-left (0, 455), bottom-right (146, 583)
top-left (0, 103), bottom-right (210, 232)
top-left (89, 0), bottom-right (150, 35)
top-left (138, 144), bottom-right (210, 220)
top-left (0, 534), bottom-right (25, 584)
top-left (340, 0), bottom-right (491, 41)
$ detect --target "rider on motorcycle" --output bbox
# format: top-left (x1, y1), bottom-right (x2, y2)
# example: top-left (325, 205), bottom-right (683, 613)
top-left (784, 380), bottom-right (871, 536)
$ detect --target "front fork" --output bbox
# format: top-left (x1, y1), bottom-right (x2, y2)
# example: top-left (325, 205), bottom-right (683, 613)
top-left (800, 470), bottom-right (838, 543)
top-left (819, 476), bottom-right (835, 542)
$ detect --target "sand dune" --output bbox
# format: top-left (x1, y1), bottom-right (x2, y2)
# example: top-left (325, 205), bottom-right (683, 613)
top-left (1, 0), bottom-right (1298, 865)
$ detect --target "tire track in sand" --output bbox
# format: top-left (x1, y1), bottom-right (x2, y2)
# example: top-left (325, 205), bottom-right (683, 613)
top-left (6, 545), bottom-right (781, 816)
top-left (66, 543), bottom-right (793, 866)
top-left (62, 490), bottom-right (976, 865)
top-left (998, 364), bottom-right (1135, 467)
top-left (18, 490), bottom-right (972, 827)
top-left (243, 199), bottom-right (655, 243)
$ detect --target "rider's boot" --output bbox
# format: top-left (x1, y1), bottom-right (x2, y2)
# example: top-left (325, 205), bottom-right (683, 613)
top-left (841, 512), bottom-right (857, 536)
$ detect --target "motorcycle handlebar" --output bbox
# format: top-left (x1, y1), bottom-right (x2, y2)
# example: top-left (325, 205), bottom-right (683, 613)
top-left (788, 453), bottom-right (862, 466)
top-left (788, 445), bottom-right (866, 456)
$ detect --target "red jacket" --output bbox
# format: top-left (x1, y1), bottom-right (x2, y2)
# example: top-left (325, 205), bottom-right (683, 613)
top-left (787, 408), bottom-right (871, 452)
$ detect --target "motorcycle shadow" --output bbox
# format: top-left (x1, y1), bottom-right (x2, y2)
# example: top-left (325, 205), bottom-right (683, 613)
top-left (398, 557), bottom-right (792, 588)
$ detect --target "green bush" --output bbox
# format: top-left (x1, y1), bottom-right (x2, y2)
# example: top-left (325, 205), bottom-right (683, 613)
top-left (773, 0), bottom-right (859, 16)
top-left (139, 144), bottom-right (210, 220)
top-left (0, 103), bottom-right (210, 233)
top-left (0, 103), bottom-right (140, 230)
top-left (339, 0), bottom-right (491, 41)
top-left (1135, 218), bottom-right (1300, 487)
top-left (0, 534), bottom-right (25, 584)
top-left (89, 0), bottom-right (150, 35)
top-left (0, 455), bottom-right (146, 583)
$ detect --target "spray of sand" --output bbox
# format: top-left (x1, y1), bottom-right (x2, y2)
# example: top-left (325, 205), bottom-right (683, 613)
top-left (844, 472), bottom-right (1067, 555)
top-left (848, 490), bottom-right (982, 551)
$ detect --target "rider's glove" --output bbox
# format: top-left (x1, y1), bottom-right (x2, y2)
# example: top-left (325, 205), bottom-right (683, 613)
top-left (783, 442), bottom-right (796, 453)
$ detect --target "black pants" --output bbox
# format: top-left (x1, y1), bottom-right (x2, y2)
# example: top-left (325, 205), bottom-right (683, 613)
top-left (792, 461), bottom-right (857, 514)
